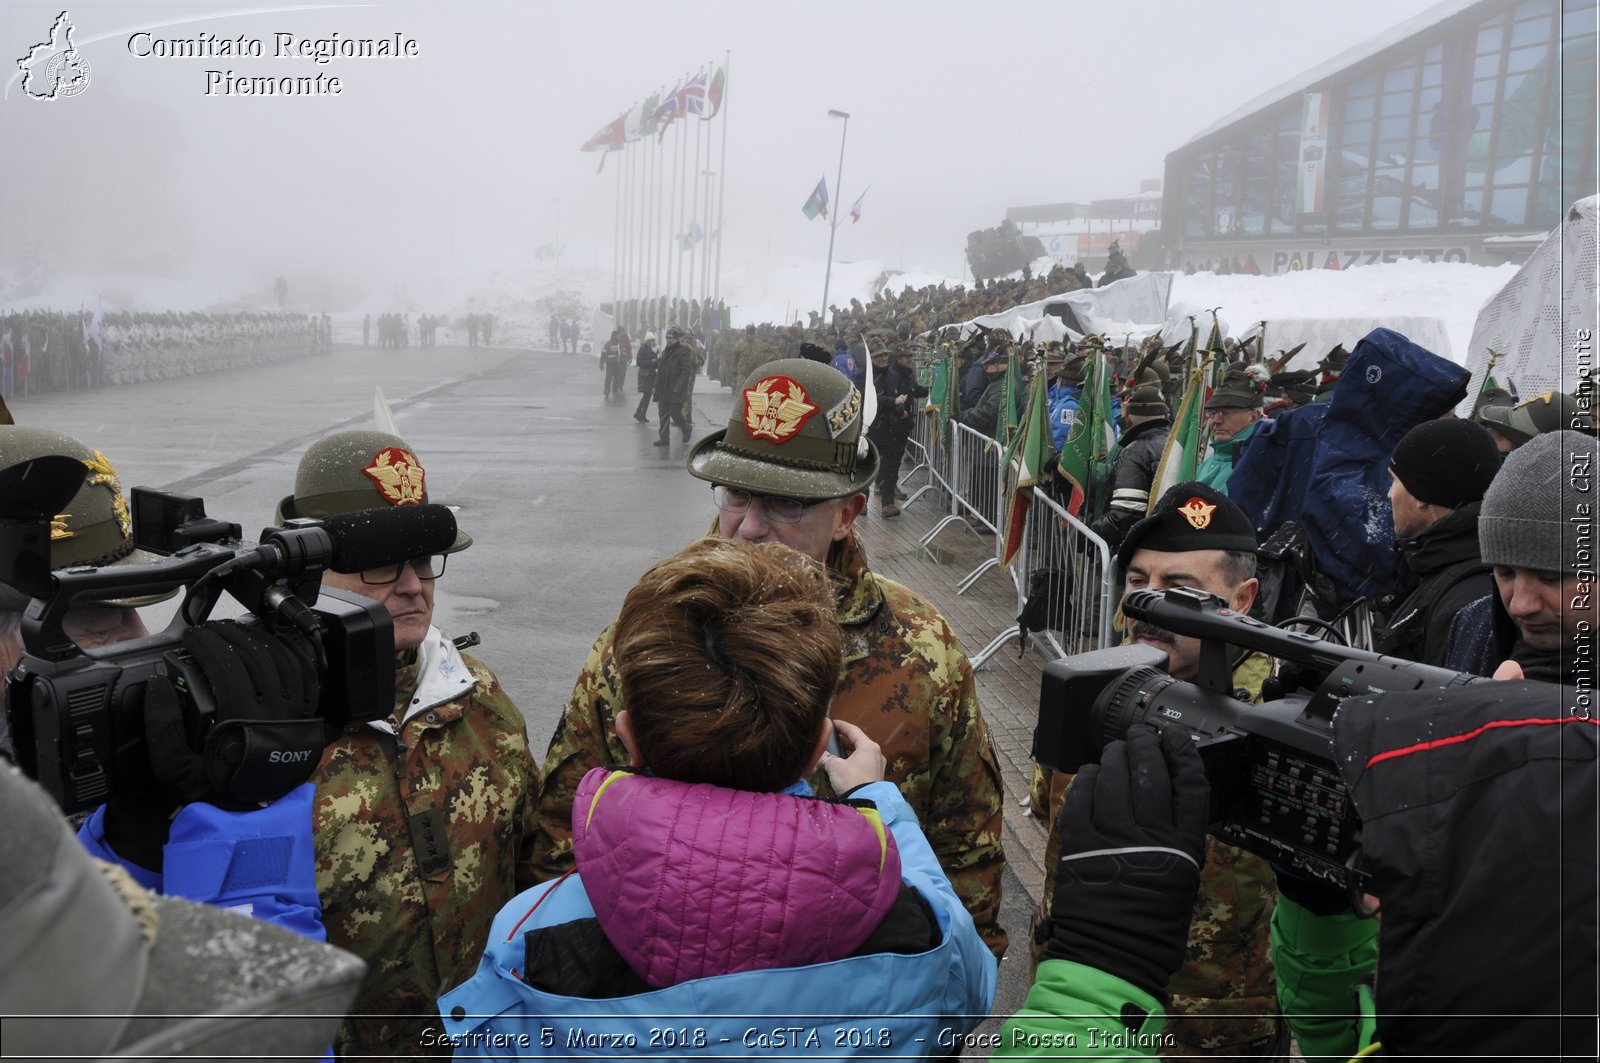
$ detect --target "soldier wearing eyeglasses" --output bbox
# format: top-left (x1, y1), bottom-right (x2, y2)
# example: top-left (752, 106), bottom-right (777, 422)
top-left (276, 429), bottom-right (540, 1060)
top-left (531, 359), bottom-right (1010, 959)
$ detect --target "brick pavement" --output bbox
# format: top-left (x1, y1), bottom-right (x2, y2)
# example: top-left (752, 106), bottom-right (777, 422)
top-left (851, 450), bottom-right (1054, 912)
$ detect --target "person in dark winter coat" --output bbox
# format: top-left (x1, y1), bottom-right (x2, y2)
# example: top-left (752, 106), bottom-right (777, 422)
top-left (868, 347), bottom-right (927, 518)
top-left (632, 333), bottom-right (658, 423)
top-left (1445, 430), bottom-right (1599, 683)
top-left (651, 329), bottom-right (695, 447)
top-left (1373, 419), bottom-right (1501, 666)
top-left (1087, 386), bottom-right (1170, 554)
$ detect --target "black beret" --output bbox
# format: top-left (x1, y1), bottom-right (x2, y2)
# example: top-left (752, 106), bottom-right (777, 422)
top-left (1116, 481), bottom-right (1258, 571)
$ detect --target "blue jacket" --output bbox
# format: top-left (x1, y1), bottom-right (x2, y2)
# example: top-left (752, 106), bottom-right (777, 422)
top-left (438, 780), bottom-right (996, 1059)
top-left (78, 783), bottom-right (325, 943)
top-left (1048, 384), bottom-right (1081, 453)
top-left (1229, 328), bottom-right (1470, 607)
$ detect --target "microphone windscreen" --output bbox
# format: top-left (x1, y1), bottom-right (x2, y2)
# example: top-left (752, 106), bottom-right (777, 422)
top-left (319, 505), bottom-right (458, 574)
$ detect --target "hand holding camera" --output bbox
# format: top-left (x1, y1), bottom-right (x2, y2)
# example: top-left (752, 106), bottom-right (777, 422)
top-left (1043, 725), bottom-right (1208, 1002)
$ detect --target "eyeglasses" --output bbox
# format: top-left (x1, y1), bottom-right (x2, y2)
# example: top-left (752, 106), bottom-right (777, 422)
top-left (712, 485), bottom-right (812, 524)
top-left (359, 554), bottom-right (448, 586)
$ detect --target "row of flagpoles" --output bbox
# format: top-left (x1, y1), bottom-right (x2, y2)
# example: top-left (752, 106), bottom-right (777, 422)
top-left (580, 58), bottom-right (731, 334)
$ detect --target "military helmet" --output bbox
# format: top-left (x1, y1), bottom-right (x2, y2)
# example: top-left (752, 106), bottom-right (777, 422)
top-left (1207, 369), bottom-right (1266, 411)
top-left (275, 429), bottom-right (471, 552)
top-left (0, 426), bottom-right (176, 609)
top-left (688, 358), bottom-right (878, 503)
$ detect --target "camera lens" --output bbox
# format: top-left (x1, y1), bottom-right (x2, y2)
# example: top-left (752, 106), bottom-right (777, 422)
top-left (1092, 665), bottom-right (1181, 749)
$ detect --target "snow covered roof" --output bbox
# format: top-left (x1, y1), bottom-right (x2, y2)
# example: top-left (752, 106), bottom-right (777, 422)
top-left (1175, 0), bottom-right (1491, 152)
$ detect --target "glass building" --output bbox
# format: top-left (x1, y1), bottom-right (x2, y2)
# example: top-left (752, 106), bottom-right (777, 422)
top-left (1159, 0), bottom-right (1597, 272)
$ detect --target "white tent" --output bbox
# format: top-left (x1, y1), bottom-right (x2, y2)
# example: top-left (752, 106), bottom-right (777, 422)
top-left (1457, 195), bottom-right (1598, 413)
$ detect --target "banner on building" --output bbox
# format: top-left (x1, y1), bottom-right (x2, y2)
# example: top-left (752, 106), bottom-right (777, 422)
top-left (1296, 92), bottom-right (1330, 215)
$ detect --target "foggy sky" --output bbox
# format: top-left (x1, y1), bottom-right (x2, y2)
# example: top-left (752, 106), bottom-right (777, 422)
top-left (2, 0), bottom-right (1452, 307)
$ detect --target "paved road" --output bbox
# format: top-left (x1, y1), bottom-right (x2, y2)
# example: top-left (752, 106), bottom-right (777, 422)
top-left (13, 343), bottom-right (1042, 1028)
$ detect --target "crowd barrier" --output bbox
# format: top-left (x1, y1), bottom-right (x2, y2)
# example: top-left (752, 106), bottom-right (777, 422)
top-left (896, 410), bottom-right (1117, 671)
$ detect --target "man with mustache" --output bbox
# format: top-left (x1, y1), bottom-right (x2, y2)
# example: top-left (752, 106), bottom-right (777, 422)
top-left (1035, 482), bottom-right (1283, 1058)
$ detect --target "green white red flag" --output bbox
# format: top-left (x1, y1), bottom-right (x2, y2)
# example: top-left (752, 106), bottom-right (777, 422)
top-left (1000, 370), bottom-right (1050, 567)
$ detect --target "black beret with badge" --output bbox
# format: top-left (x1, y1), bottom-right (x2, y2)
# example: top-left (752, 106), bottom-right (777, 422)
top-left (1115, 481), bottom-right (1258, 571)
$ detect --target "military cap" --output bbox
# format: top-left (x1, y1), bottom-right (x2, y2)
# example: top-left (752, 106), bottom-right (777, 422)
top-left (1471, 387), bottom-right (1515, 417)
top-left (1116, 481), bottom-right (1258, 571)
top-left (276, 429), bottom-right (471, 552)
top-left (1318, 344), bottom-right (1350, 373)
top-left (1206, 369), bottom-right (1266, 411)
top-left (1124, 385), bottom-right (1169, 418)
top-left (1478, 391), bottom-right (1592, 448)
top-left (666, 326), bottom-right (684, 340)
top-left (1272, 368), bottom-right (1318, 406)
top-left (982, 350), bottom-right (1009, 368)
top-left (688, 358), bottom-right (877, 502)
top-left (0, 426), bottom-right (175, 609)
top-left (1059, 356), bottom-right (1088, 384)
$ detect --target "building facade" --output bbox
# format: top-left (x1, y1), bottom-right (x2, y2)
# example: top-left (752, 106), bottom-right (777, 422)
top-left (1160, 0), bottom-right (1597, 274)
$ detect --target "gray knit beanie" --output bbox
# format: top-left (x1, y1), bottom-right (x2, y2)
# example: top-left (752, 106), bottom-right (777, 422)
top-left (1478, 430), bottom-right (1599, 574)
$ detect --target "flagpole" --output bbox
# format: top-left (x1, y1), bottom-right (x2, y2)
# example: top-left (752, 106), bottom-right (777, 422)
top-left (637, 123), bottom-right (651, 335)
top-left (612, 142), bottom-right (622, 332)
top-left (677, 98), bottom-right (691, 325)
top-left (714, 51), bottom-right (730, 315)
top-left (701, 65), bottom-right (715, 321)
top-left (821, 109), bottom-right (850, 327)
top-left (621, 135), bottom-right (634, 336)
top-left (668, 113), bottom-right (683, 326)
top-left (690, 84), bottom-right (703, 328)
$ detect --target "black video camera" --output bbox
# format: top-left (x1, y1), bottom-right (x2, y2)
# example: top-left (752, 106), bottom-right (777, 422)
top-left (0, 456), bottom-right (451, 815)
top-left (1034, 587), bottom-right (1485, 890)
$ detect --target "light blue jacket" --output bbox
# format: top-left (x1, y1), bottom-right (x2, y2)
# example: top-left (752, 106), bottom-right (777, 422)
top-left (438, 780), bottom-right (996, 1059)
top-left (78, 783), bottom-right (325, 942)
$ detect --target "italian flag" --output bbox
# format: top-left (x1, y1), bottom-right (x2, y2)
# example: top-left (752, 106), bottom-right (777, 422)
top-left (1000, 371), bottom-right (1050, 567)
top-left (1148, 361), bottom-right (1208, 510)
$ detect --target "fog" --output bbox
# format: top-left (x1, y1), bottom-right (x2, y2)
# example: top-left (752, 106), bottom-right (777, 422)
top-left (2, 0), bottom-right (1450, 310)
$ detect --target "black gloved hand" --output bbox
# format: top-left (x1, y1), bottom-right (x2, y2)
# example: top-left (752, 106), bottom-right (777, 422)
top-left (1044, 725), bottom-right (1209, 1002)
top-left (145, 620), bottom-right (325, 811)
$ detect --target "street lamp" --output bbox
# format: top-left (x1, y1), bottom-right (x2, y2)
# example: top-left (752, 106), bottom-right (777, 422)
top-left (820, 109), bottom-right (849, 327)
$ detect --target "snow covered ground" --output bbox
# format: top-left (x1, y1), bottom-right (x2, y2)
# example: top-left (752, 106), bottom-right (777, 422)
top-left (10, 254), bottom-right (1518, 367)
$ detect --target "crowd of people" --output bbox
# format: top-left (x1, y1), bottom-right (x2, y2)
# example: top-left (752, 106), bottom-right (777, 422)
top-left (0, 245), bottom-right (1592, 1061)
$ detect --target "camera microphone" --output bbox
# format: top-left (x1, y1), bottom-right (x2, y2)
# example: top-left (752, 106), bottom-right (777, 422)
top-left (318, 504), bottom-right (458, 573)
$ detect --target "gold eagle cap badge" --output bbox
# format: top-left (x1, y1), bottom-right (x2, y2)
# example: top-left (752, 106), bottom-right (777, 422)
top-left (362, 447), bottom-right (427, 506)
top-left (743, 376), bottom-right (819, 444)
top-left (1178, 497), bottom-right (1216, 530)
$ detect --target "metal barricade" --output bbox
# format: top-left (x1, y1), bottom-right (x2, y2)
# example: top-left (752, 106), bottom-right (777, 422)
top-left (937, 422), bottom-right (1004, 593)
top-left (969, 485), bottom-right (1116, 669)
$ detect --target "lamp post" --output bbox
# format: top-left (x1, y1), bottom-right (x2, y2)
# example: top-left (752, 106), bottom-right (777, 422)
top-left (820, 108), bottom-right (849, 327)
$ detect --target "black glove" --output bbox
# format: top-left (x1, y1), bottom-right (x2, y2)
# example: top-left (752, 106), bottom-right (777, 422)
top-left (145, 621), bottom-right (325, 811)
top-left (1043, 725), bottom-right (1209, 1002)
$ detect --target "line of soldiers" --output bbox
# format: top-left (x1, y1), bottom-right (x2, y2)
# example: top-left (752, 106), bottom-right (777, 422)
top-left (0, 308), bottom-right (322, 395)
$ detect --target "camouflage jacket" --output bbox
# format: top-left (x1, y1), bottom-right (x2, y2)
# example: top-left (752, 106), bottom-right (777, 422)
top-left (1035, 651), bottom-right (1279, 1055)
top-left (313, 629), bottom-right (539, 1060)
top-left (530, 532), bottom-right (1009, 958)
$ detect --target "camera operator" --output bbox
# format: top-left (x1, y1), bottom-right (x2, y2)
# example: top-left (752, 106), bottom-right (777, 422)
top-left (1446, 430), bottom-right (1599, 683)
top-left (1002, 674), bottom-right (1597, 1060)
top-left (275, 429), bottom-right (540, 1059)
top-left (0, 427), bottom-right (328, 941)
top-left (1033, 482), bottom-right (1284, 1057)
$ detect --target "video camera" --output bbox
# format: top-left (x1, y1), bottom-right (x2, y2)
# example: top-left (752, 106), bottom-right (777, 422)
top-left (1034, 587), bottom-right (1484, 890)
top-left (0, 455), bottom-right (456, 815)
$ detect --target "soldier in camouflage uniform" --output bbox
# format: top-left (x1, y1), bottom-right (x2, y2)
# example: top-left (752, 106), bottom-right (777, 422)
top-left (277, 430), bottom-right (540, 1059)
top-left (1034, 482), bottom-right (1284, 1057)
top-left (530, 358), bottom-right (1009, 958)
